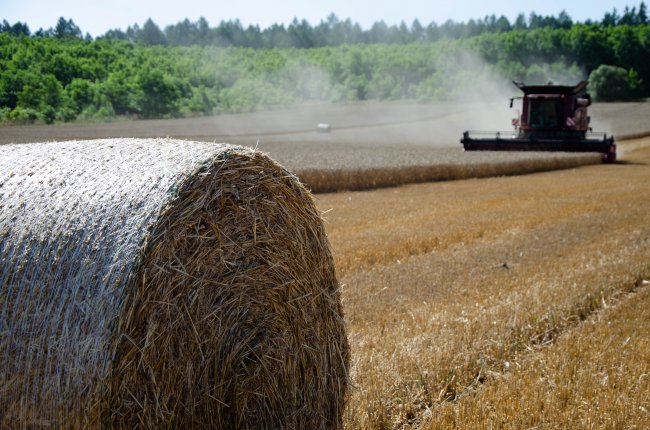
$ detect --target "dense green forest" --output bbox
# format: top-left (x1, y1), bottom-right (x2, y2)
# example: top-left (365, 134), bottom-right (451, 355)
top-left (1, 4), bottom-right (649, 124)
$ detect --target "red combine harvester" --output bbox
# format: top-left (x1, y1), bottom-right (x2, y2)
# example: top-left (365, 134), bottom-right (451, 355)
top-left (461, 81), bottom-right (616, 163)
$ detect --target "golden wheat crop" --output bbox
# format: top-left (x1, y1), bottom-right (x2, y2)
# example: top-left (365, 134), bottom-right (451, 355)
top-left (295, 153), bottom-right (601, 193)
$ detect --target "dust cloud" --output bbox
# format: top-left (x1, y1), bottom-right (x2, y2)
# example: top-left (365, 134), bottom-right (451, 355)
top-left (211, 49), bottom-right (525, 151)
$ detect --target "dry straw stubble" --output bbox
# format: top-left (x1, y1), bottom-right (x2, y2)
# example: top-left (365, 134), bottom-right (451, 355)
top-left (0, 138), bottom-right (349, 429)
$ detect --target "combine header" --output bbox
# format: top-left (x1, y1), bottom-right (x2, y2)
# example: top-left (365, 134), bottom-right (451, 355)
top-left (461, 81), bottom-right (616, 162)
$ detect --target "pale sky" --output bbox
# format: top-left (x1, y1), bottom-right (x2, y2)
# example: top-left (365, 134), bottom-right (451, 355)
top-left (2, 0), bottom-right (641, 37)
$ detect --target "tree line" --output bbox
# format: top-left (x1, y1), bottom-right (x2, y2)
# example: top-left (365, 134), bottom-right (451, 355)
top-left (2, 3), bottom-right (648, 47)
top-left (1, 8), bottom-right (648, 124)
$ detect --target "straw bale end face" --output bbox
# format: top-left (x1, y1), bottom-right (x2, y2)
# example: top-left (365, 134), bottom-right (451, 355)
top-left (109, 150), bottom-right (349, 429)
top-left (0, 139), bottom-right (349, 429)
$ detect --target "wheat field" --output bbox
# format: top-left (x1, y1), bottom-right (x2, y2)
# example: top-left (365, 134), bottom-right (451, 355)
top-left (315, 139), bottom-right (650, 429)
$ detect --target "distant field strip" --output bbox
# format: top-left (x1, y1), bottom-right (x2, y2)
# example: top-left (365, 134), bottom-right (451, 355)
top-left (2, 102), bottom-right (648, 193)
top-left (297, 153), bottom-right (602, 193)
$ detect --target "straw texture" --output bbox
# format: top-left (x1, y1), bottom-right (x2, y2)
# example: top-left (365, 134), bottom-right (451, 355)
top-left (0, 138), bottom-right (349, 429)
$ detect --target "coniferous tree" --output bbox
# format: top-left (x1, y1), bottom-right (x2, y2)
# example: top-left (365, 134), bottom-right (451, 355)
top-left (138, 19), bottom-right (166, 45)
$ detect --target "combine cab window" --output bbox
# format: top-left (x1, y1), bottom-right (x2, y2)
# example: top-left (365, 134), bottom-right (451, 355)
top-left (528, 97), bottom-right (563, 129)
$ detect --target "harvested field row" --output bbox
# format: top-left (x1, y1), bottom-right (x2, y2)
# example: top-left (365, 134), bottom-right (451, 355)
top-left (294, 152), bottom-right (602, 193)
top-left (314, 139), bottom-right (650, 428)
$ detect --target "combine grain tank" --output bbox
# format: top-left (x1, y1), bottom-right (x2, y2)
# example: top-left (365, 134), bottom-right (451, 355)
top-left (461, 81), bottom-right (616, 162)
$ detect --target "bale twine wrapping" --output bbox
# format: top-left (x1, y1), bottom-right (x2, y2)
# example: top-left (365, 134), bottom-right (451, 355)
top-left (0, 138), bottom-right (349, 429)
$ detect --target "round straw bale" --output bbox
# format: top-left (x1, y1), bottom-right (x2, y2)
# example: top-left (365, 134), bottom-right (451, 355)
top-left (0, 138), bottom-right (349, 429)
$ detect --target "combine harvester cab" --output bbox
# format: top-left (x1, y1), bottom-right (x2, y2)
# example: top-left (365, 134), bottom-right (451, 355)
top-left (461, 80), bottom-right (616, 163)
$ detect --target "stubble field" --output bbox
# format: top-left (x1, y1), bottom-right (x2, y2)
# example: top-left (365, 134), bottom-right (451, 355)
top-left (2, 101), bottom-right (649, 428)
top-left (316, 139), bottom-right (650, 428)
